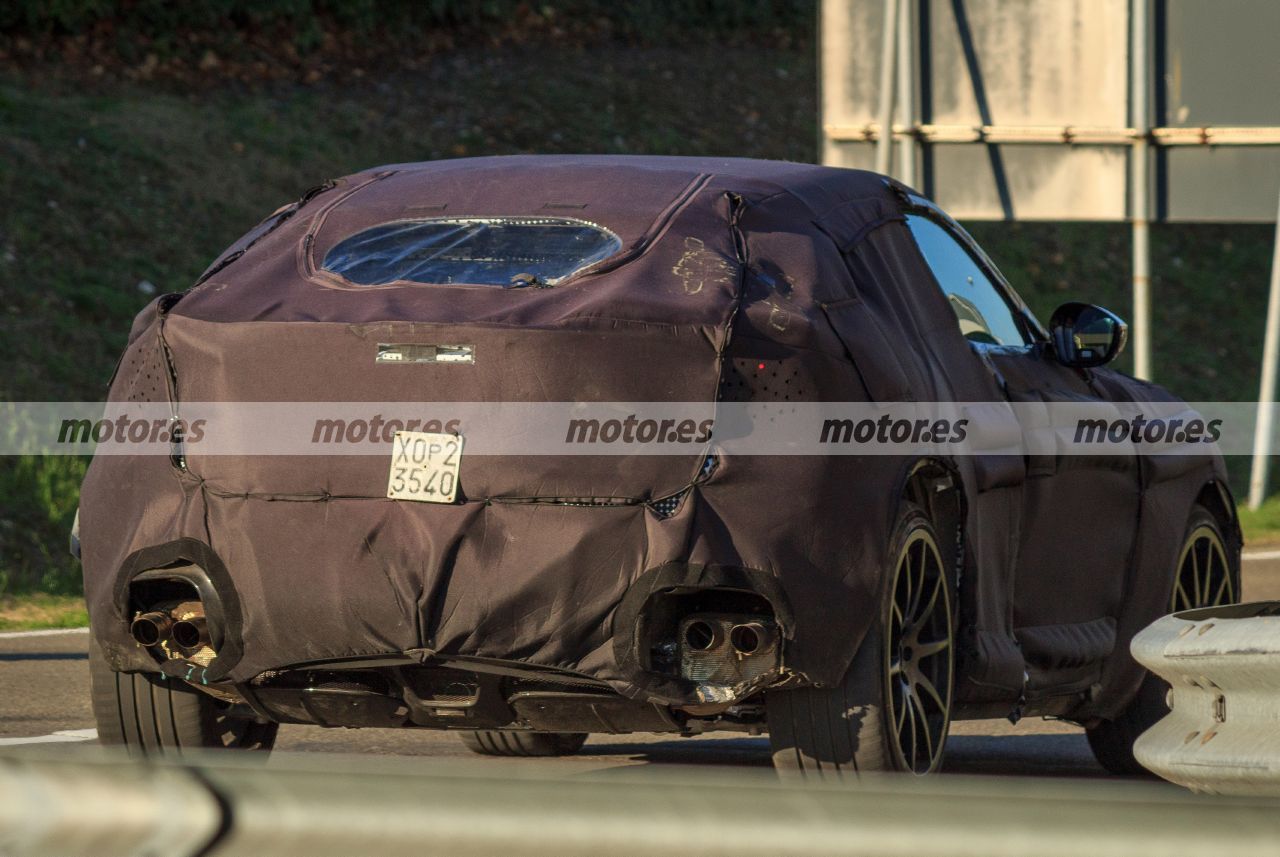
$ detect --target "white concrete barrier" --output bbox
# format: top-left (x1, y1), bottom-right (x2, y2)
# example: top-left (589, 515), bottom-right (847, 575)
top-left (1133, 601), bottom-right (1280, 795)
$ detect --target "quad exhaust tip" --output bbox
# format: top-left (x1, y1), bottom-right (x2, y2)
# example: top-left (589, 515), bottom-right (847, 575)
top-left (129, 612), bottom-right (172, 647)
top-left (683, 620), bottom-right (722, 652)
top-left (676, 613), bottom-right (782, 697)
top-left (129, 601), bottom-right (211, 655)
top-left (729, 622), bottom-right (769, 655)
top-left (171, 617), bottom-right (209, 651)
top-left (682, 617), bottom-right (777, 657)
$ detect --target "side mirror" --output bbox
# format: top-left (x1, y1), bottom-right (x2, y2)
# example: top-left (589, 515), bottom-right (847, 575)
top-left (1049, 302), bottom-right (1128, 368)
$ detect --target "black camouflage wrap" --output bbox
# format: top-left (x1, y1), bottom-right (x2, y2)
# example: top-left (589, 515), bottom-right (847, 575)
top-left (80, 156), bottom-right (1237, 718)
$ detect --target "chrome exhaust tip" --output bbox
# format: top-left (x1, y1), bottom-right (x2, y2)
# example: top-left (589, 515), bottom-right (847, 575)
top-left (682, 619), bottom-right (722, 652)
top-left (171, 616), bottom-right (209, 651)
top-left (130, 612), bottom-right (172, 647)
top-left (729, 622), bottom-right (777, 656)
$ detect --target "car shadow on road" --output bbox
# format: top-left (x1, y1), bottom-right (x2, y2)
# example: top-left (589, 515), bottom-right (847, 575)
top-left (943, 733), bottom-right (1106, 777)
top-left (582, 733), bottom-right (1112, 779)
top-left (582, 736), bottom-right (774, 767)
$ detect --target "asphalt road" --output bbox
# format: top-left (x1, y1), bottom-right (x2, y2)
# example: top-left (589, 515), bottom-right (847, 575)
top-left (4, 553), bottom-right (1278, 778)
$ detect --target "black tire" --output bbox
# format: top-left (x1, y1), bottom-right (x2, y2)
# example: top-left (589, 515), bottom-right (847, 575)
top-left (90, 645), bottom-right (277, 755)
top-left (458, 730), bottom-right (588, 757)
top-left (1087, 503), bottom-right (1239, 775)
top-left (767, 503), bottom-right (955, 777)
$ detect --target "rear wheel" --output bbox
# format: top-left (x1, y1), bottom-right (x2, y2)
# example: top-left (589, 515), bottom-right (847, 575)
top-left (458, 730), bottom-right (588, 757)
top-left (767, 504), bottom-right (955, 776)
top-left (1086, 504), bottom-right (1238, 775)
top-left (90, 646), bottom-right (277, 754)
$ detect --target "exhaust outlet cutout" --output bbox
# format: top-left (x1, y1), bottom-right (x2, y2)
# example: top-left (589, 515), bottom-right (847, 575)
top-left (130, 612), bottom-right (172, 647)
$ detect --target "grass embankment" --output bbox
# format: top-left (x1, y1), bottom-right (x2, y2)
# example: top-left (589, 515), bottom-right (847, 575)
top-left (0, 593), bottom-right (87, 630)
top-left (0, 41), bottom-right (1276, 616)
top-left (1238, 496), bottom-right (1280, 548)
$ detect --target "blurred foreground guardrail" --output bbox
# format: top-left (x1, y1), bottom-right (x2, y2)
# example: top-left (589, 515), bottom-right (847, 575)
top-left (1134, 601), bottom-right (1280, 796)
top-left (4, 748), bottom-right (1280, 857)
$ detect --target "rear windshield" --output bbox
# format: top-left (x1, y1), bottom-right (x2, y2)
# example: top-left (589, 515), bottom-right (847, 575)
top-left (321, 217), bottom-right (623, 287)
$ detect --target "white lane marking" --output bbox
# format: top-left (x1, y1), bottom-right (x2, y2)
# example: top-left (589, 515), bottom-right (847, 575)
top-left (0, 729), bottom-right (97, 746)
top-left (0, 627), bottom-right (89, 640)
top-left (1244, 549), bottom-right (1280, 562)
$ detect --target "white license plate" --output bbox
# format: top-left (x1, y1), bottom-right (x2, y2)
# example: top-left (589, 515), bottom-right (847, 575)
top-left (386, 431), bottom-right (463, 503)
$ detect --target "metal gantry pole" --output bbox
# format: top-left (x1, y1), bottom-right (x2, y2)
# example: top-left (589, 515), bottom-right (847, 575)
top-left (874, 0), bottom-right (900, 176)
top-left (1130, 0), bottom-right (1152, 380)
top-left (1247, 186), bottom-right (1280, 510)
top-left (895, 0), bottom-right (916, 187)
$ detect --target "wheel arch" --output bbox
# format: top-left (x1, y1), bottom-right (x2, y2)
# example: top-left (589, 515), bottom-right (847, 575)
top-left (897, 458), bottom-right (967, 591)
top-left (1188, 478), bottom-right (1244, 602)
top-left (1195, 479), bottom-right (1244, 555)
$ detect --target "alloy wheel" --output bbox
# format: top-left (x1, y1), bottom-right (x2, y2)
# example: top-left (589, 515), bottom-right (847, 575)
top-left (1171, 524), bottom-right (1233, 612)
top-left (885, 527), bottom-right (954, 774)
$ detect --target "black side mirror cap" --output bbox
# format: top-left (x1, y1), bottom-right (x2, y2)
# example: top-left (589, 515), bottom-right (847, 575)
top-left (1049, 302), bottom-right (1128, 369)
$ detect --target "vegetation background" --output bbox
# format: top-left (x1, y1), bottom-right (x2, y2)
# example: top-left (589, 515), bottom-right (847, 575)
top-left (0, 1), bottom-right (1275, 618)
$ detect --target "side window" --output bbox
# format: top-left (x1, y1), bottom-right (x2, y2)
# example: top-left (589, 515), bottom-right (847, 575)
top-left (905, 214), bottom-right (1030, 347)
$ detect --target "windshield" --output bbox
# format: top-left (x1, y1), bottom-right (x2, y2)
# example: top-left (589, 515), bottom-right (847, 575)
top-left (322, 217), bottom-right (623, 287)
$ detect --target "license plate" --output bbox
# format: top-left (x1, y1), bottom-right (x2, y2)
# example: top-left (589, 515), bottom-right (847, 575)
top-left (386, 431), bottom-right (463, 503)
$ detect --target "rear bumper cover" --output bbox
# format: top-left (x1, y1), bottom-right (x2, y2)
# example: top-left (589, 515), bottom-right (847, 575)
top-left (93, 527), bottom-right (804, 711)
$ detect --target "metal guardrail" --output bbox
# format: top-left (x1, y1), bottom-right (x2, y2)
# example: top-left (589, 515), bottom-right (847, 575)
top-left (823, 123), bottom-right (1280, 146)
top-left (1134, 601), bottom-right (1280, 796)
top-left (0, 751), bottom-right (220, 857)
top-left (4, 747), bottom-right (1280, 856)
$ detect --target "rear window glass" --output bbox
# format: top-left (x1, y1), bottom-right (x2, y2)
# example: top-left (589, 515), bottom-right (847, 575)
top-left (321, 217), bottom-right (623, 287)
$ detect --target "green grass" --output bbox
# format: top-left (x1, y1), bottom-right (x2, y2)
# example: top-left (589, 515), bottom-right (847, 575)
top-left (1238, 496), bottom-right (1280, 547)
top-left (0, 455), bottom-right (86, 597)
top-left (0, 41), bottom-right (1277, 606)
top-left (0, 593), bottom-right (88, 630)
